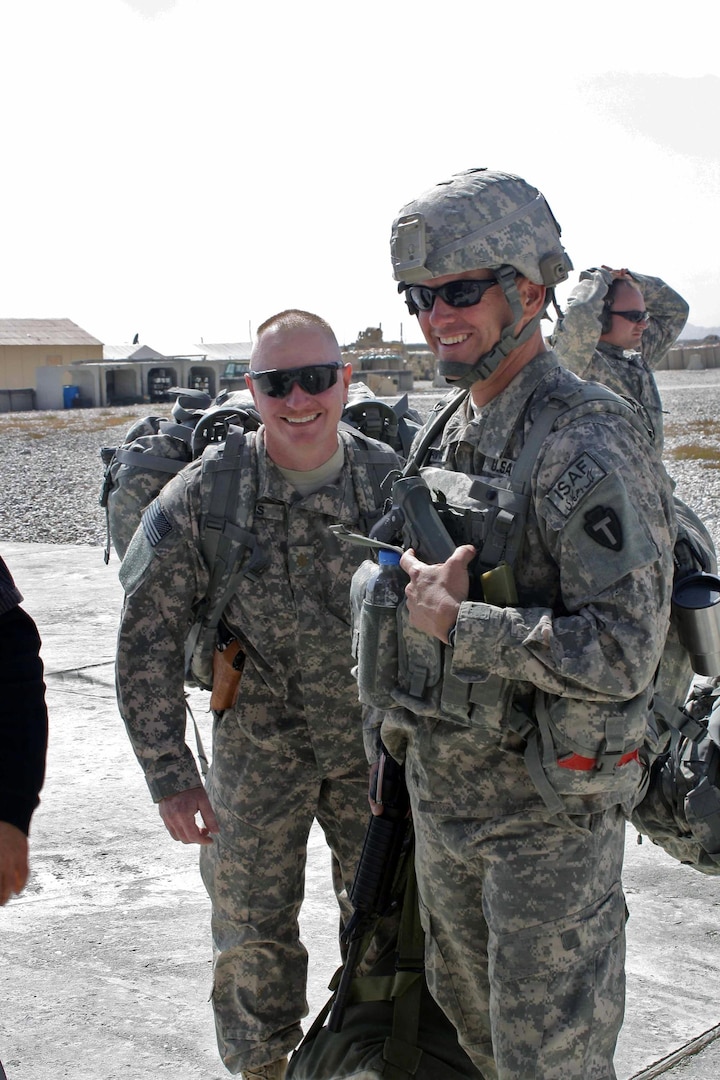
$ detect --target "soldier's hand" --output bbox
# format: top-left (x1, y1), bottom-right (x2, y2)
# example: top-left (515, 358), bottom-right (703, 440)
top-left (400, 545), bottom-right (475, 642)
top-left (0, 821), bottom-right (29, 905)
top-left (159, 786), bottom-right (219, 845)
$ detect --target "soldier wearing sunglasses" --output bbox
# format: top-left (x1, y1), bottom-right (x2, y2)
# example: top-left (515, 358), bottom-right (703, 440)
top-left (116, 310), bottom-right (402, 1080)
top-left (360, 169), bottom-right (676, 1079)
top-left (552, 265), bottom-right (689, 449)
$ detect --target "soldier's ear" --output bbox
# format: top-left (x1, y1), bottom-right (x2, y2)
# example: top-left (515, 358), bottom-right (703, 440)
top-left (517, 277), bottom-right (546, 320)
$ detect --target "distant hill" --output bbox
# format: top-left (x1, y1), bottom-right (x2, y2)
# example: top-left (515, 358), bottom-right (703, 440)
top-left (679, 323), bottom-right (720, 341)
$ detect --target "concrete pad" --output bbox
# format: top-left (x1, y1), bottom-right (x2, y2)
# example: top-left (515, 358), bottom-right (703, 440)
top-left (1, 541), bottom-right (719, 1079)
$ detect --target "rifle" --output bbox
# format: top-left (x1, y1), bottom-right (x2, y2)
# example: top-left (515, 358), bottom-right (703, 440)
top-left (331, 472), bottom-right (456, 565)
top-left (374, 474), bottom-right (457, 563)
top-left (327, 748), bottom-right (411, 1032)
top-left (369, 472), bottom-right (517, 605)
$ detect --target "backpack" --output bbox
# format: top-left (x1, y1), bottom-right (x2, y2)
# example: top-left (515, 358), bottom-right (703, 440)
top-left (99, 387), bottom-right (262, 562)
top-left (631, 680), bottom-right (720, 873)
top-left (100, 385), bottom-right (420, 564)
top-left (286, 829), bottom-right (482, 1080)
top-left (341, 388), bottom-right (423, 459)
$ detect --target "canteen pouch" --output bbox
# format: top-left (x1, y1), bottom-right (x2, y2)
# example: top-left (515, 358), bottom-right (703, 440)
top-left (392, 598), bottom-right (513, 731)
top-left (351, 560), bottom-right (401, 709)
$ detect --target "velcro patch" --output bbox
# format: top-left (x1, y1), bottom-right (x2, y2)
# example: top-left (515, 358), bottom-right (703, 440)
top-left (141, 500), bottom-right (173, 547)
top-left (488, 455), bottom-right (515, 478)
top-left (546, 452), bottom-right (608, 518)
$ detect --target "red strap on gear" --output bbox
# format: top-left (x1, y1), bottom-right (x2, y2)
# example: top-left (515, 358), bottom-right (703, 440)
top-left (557, 749), bottom-right (639, 771)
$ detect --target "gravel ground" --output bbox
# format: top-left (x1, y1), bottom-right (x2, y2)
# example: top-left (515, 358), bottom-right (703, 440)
top-left (0, 369), bottom-right (719, 553)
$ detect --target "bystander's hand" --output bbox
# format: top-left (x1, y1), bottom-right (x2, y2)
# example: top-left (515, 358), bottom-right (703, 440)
top-left (0, 821), bottom-right (30, 905)
top-left (159, 785), bottom-right (219, 845)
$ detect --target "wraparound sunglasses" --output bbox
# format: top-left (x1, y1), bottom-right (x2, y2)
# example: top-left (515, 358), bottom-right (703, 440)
top-left (248, 362), bottom-right (344, 398)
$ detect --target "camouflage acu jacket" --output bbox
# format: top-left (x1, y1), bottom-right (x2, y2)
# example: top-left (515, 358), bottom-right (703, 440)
top-left (386, 351), bottom-right (677, 810)
top-left (116, 427), bottom-right (401, 801)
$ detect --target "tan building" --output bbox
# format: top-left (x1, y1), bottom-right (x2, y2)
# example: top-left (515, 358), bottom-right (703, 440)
top-left (0, 318), bottom-right (103, 410)
top-left (0, 318), bottom-right (254, 410)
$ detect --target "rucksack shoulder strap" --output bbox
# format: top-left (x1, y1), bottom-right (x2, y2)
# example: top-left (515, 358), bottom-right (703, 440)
top-left (512, 381), bottom-right (654, 498)
top-left (198, 428), bottom-right (268, 629)
top-left (185, 430), bottom-right (269, 685)
top-left (341, 429), bottom-right (400, 532)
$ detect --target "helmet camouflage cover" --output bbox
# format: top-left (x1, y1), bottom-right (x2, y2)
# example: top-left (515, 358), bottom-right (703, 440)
top-left (390, 167), bottom-right (572, 286)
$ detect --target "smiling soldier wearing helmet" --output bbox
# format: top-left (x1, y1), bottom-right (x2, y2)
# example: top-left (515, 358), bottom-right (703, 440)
top-left (360, 169), bottom-right (678, 1078)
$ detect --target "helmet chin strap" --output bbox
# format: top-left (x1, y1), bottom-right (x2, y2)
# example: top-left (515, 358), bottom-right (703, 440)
top-left (436, 265), bottom-right (544, 390)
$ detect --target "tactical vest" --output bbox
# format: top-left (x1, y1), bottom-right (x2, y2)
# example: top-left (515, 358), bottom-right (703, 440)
top-left (353, 380), bottom-right (707, 813)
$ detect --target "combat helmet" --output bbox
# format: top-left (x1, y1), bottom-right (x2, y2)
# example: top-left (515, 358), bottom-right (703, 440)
top-left (391, 168), bottom-right (573, 387)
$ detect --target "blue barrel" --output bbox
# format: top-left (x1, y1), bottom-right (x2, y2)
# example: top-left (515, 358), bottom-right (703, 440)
top-left (63, 385), bottom-right (80, 408)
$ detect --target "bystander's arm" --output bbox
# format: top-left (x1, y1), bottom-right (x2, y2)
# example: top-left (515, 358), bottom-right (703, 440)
top-left (551, 267), bottom-right (613, 374)
top-left (0, 601), bottom-right (48, 904)
top-left (627, 270), bottom-right (690, 368)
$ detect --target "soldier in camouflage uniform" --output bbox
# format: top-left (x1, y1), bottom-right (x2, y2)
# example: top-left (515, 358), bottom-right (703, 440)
top-left (551, 265), bottom-right (689, 449)
top-left (116, 311), bottom-right (401, 1080)
top-left (363, 170), bottom-right (677, 1078)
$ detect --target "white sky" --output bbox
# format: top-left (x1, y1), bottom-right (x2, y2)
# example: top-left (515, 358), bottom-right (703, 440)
top-left (1, 0), bottom-right (718, 351)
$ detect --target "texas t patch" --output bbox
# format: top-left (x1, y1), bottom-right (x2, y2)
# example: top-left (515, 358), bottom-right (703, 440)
top-left (583, 506), bottom-right (623, 551)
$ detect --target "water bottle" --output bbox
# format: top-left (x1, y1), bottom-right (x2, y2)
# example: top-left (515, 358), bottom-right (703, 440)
top-left (672, 571), bottom-right (720, 675)
top-left (355, 549), bottom-right (408, 708)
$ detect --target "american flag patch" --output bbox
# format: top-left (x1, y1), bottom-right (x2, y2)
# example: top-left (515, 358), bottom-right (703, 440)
top-left (141, 501), bottom-right (173, 547)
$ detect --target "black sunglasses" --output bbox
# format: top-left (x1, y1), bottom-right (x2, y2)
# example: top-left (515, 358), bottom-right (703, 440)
top-left (610, 309), bottom-right (649, 324)
top-left (248, 361), bottom-right (344, 398)
top-left (401, 277), bottom-right (498, 313)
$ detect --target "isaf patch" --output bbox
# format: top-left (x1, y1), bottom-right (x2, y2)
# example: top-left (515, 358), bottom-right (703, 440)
top-left (546, 452), bottom-right (608, 518)
top-left (141, 500), bottom-right (173, 547)
top-left (583, 506), bottom-right (623, 551)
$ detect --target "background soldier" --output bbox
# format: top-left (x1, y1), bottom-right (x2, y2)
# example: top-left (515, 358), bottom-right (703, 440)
top-left (116, 311), bottom-right (401, 1080)
top-left (552, 264), bottom-right (689, 448)
top-left (365, 169), bottom-right (676, 1078)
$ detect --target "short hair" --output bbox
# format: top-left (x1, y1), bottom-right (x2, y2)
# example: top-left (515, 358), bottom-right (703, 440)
top-left (255, 309), bottom-right (339, 347)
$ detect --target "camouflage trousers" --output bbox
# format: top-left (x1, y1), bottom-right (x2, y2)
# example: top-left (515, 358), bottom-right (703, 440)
top-left (199, 707), bottom-right (372, 1075)
top-left (382, 710), bottom-right (628, 1080)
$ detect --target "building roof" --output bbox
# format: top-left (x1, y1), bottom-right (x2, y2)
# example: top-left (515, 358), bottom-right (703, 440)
top-left (193, 342), bottom-right (253, 360)
top-left (0, 318), bottom-right (103, 347)
top-left (103, 344), bottom-right (167, 361)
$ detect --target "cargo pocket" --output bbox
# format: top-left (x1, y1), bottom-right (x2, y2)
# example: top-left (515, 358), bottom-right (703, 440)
top-left (416, 889), bottom-right (471, 1041)
top-left (488, 882), bottom-right (626, 1069)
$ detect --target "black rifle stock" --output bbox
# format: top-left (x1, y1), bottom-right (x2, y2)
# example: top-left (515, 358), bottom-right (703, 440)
top-left (327, 750), bottom-right (410, 1033)
top-left (372, 472), bottom-right (517, 605)
top-left (371, 474), bottom-right (456, 564)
